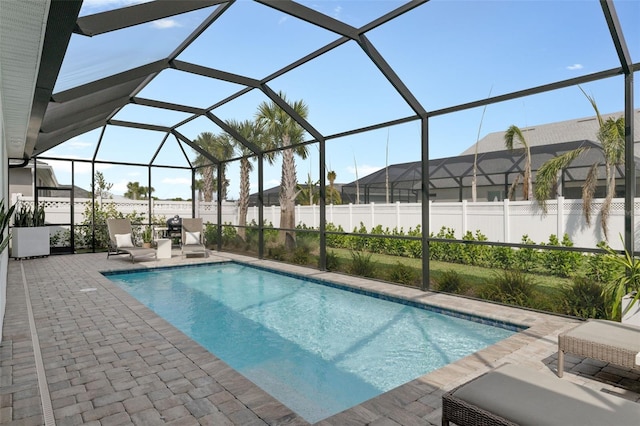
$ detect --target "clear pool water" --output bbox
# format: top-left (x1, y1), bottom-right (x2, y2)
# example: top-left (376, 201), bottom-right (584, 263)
top-left (106, 262), bottom-right (519, 423)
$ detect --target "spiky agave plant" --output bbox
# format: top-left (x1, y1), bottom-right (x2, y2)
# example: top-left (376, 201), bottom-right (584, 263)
top-left (0, 200), bottom-right (16, 253)
top-left (601, 236), bottom-right (640, 319)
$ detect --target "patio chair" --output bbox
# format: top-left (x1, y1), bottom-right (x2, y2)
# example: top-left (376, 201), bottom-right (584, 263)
top-left (441, 363), bottom-right (640, 426)
top-left (181, 217), bottom-right (207, 258)
top-left (557, 319), bottom-right (640, 378)
top-left (106, 218), bottom-right (156, 263)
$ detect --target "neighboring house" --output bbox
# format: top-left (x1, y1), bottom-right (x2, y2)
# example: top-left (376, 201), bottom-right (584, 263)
top-left (9, 159), bottom-right (90, 200)
top-left (248, 183), bottom-right (345, 206)
top-left (9, 160), bottom-right (59, 199)
top-left (340, 109), bottom-right (640, 204)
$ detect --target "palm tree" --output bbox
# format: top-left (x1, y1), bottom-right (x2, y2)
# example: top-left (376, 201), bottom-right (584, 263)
top-left (124, 182), bottom-right (154, 199)
top-left (193, 132), bottom-right (217, 202)
top-left (326, 169), bottom-right (341, 205)
top-left (534, 87), bottom-right (625, 239)
top-left (504, 125), bottom-right (533, 201)
top-left (226, 119), bottom-right (263, 240)
top-left (256, 92), bottom-right (309, 249)
top-left (296, 173), bottom-right (319, 206)
top-left (583, 89), bottom-right (624, 239)
top-left (210, 133), bottom-right (235, 201)
top-left (193, 132), bottom-right (235, 202)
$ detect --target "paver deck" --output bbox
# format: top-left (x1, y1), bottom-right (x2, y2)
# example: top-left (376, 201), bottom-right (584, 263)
top-left (1, 251), bottom-right (639, 425)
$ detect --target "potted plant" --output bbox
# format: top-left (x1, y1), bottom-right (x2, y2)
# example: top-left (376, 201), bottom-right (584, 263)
top-left (602, 238), bottom-right (640, 325)
top-left (11, 203), bottom-right (50, 258)
top-left (0, 199), bottom-right (16, 254)
top-left (142, 225), bottom-right (153, 249)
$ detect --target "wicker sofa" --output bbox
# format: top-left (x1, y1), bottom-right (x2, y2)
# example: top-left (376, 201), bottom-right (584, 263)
top-left (441, 364), bottom-right (640, 426)
top-left (557, 319), bottom-right (640, 378)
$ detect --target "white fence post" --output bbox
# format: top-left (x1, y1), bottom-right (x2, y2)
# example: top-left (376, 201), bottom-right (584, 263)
top-left (370, 202), bottom-right (375, 229)
top-left (503, 199), bottom-right (510, 243)
top-left (462, 200), bottom-right (468, 236)
top-left (428, 200), bottom-right (432, 235)
top-left (396, 201), bottom-right (401, 229)
top-left (349, 203), bottom-right (353, 231)
top-left (312, 204), bottom-right (317, 228)
top-left (329, 203), bottom-right (333, 224)
top-left (557, 196), bottom-right (564, 238)
top-left (271, 205), bottom-right (277, 225)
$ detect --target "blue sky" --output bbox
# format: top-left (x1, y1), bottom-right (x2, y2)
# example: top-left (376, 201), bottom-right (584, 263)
top-left (45, 0), bottom-right (640, 200)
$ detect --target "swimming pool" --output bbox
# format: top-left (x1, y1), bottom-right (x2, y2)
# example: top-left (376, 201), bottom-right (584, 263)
top-left (105, 262), bottom-right (522, 423)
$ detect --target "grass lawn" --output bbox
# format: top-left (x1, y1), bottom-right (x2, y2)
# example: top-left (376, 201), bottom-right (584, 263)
top-left (326, 247), bottom-right (571, 293)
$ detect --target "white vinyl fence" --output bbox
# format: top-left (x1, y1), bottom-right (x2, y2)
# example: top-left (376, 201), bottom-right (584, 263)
top-left (15, 195), bottom-right (638, 251)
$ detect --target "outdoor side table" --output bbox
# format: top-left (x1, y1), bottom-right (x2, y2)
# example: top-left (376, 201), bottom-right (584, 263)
top-left (156, 238), bottom-right (172, 259)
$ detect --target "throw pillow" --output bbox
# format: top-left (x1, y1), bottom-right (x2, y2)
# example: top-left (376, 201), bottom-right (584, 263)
top-left (185, 231), bottom-right (200, 245)
top-left (115, 233), bottom-right (134, 248)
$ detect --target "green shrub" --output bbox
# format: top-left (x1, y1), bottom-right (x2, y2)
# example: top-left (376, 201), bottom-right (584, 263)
top-left (386, 262), bottom-right (416, 286)
top-left (557, 277), bottom-right (607, 319)
top-left (584, 241), bottom-right (618, 283)
top-left (292, 245), bottom-right (311, 265)
top-left (513, 235), bottom-right (538, 272)
top-left (480, 269), bottom-right (538, 307)
top-left (461, 230), bottom-right (492, 267)
top-left (435, 269), bottom-right (465, 293)
top-left (490, 245), bottom-right (515, 269)
top-left (406, 226), bottom-right (422, 258)
top-left (349, 251), bottom-right (376, 277)
top-left (204, 223), bottom-right (218, 247)
top-left (323, 250), bottom-right (340, 271)
top-left (325, 222), bottom-right (347, 248)
top-left (541, 234), bottom-right (582, 277)
top-left (267, 245), bottom-right (287, 261)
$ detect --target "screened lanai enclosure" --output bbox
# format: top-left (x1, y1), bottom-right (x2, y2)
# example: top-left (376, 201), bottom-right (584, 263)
top-left (6, 0), bottom-right (639, 299)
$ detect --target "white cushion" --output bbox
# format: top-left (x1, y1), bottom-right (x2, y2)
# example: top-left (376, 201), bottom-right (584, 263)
top-left (115, 233), bottom-right (134, 248)
top-left (185, 231), bottom-right (200, 245)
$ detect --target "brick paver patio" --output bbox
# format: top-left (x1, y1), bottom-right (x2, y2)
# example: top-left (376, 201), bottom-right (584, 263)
top-left (1, 251), bottom-right (639, 425)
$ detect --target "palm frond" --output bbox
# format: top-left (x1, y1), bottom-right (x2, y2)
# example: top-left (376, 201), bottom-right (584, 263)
top-left (504, 125), bottom-right (526, 151)
top-left (578, 85), bottom-right (604, 127)
top-left (582, 163), bottom-right (599, 226)
top-left (534, 148), bottom-right (587, 209)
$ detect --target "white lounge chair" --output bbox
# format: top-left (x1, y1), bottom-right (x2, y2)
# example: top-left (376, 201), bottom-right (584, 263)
top-left (106, 218), bottom-right (156, 263)
top-left (181, 218), bottom-right (207, 258)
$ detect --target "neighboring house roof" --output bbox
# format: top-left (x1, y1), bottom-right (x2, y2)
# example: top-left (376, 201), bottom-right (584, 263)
top-left (249, 183), bottom-right (345, 205)
top-left (341, 140), bottom-right (620, 191)
top-left (461, 108), bottom-right (640, 155)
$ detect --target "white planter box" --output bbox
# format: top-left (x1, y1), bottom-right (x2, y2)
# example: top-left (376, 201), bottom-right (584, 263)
top-left (11, 227), bottom-right (50, 258)
top-left (621, 293), bottom-right (640, 326)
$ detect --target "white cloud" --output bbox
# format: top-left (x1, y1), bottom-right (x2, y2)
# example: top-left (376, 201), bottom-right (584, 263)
top-left (278, 16), bottom-right (288, 25)
top-left (66, 140), bottom-right (93, 149)
top-left (333, 6), bottom-right (342, 18)
top-left (151, 18), bottom-right (181, 29)
top-left (45, 158), bottom-right (112, 175)
top-left (566, 63), bottom-right (583, 70)
top-left (111, 180), bottom-right (129, 195)
top-left (346, 164), bottom-right (382, 178)
top-left (162, 177), bottom-right (191, 185)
